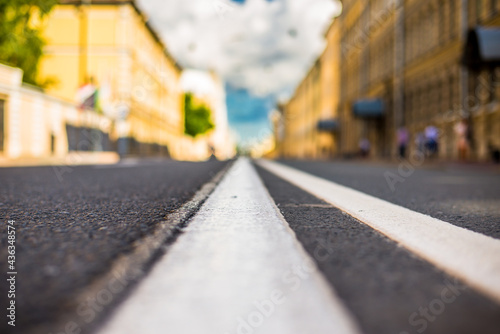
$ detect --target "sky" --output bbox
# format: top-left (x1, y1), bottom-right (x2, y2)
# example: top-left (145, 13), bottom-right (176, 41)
top-left (136, 0), bottom-right (342, 145)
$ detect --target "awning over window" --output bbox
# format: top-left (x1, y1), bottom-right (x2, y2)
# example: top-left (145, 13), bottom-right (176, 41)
top-left (317, 119), bottom-right (339, 132)
top-left (462, 27), bottom-right (500, 68)
top-left (352, 99), bottom-right (385, 118)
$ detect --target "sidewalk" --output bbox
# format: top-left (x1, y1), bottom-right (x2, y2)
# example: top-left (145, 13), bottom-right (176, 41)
top-left (0, 151), bottom-right (119, 168)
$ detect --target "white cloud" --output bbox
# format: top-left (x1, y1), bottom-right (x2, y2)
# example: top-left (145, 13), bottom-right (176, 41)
top-left (137, 0), bottom-right (341, 98)
top-left (180, 69), bottom-right (218, 97)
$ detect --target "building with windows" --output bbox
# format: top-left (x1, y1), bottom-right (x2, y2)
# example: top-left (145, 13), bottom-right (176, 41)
top-left (281, 19), bottom-right (341, 160)
top-left (279, 0), bottom-right (500, 162)
top-left (340, 0), bottom-right (500, 161)
top-left (282, 60), bottom-right (322, 159)
top-left (337, 0), bottom-right (400, 158)
top-left (0, 63), bottom-right (118, 166)
top-left (39, 0), bottom-right (185, 158)
top-left (402, 0), bottom-right (500, 161)
top-left (319, 20), bottom-right (342, 158)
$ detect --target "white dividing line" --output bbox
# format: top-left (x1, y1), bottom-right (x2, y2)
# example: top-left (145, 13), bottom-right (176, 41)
top-left (257, 159), bottom-right (500, 304)
top-left (97, 158), bottom-right (361, 334)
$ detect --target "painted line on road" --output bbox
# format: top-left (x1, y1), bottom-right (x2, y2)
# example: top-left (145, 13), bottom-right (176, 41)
top-left (97, 158), bottom-right (362, 334)
top-left (257, 159), bottom-right (500, 304)
top-left (41, 162), bottom-right (234, 334)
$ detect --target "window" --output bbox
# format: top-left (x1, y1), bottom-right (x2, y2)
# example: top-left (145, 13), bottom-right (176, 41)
top-left (439, 2), bottom-right (445, 44)
top-left (449, 75), bottom-right (455, 112)
top-left (494, 67), bottom-right (500, 101)
top-left (476, 0), bottom-right (484, 23)
top-left (449, 0), bottom-right (456, 39)
top-left (488, 71), bottom-right (495, 103)
top-left (406, 90), bottom-right (413, 124)
top-left (437, 80), bottom-right (443, 114)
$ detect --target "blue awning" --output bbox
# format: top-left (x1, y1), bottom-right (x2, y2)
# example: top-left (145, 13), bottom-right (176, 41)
top-left (463, 27), bottom-right (500, 68)
top-left (352, 99), bottom-right (385, 118)
top-left (317, 119), bottom-right (339, 132)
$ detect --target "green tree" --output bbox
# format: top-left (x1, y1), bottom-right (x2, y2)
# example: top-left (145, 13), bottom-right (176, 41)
top-left (184, 93), bottom-right (215, 137)
top-left (0, 0), bottom-right (58, 86)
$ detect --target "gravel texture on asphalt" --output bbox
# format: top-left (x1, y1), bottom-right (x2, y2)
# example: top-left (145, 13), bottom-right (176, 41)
top-left (278, 160), bottom-right (500, 239)
top-left (256, 165), bottom-right (500, 334)
top-left (0, 159), bottom-right (228, 334)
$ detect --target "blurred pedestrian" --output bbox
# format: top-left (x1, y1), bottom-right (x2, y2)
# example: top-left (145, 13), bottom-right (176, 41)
top-left (454, 119), bottom-right (469, 161)
top-left (359, 138), bottom-right (370, 158)
top-left (424, 125), bottom-right (439, 158)
top-left (396, 126), bottom-right (409, 159)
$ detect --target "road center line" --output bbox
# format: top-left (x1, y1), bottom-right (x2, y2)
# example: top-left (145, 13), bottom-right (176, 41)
top-left (97, 158), bottom-right (361, 334)
top-left (257, 159), bottom-right (500, 304)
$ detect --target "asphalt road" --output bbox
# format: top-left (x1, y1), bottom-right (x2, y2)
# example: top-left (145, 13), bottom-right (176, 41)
top-left (97, 158), bottom-right (361, 334)
top-left (0, 159), bottom-right (228, 334)
top-left (256, 164), bottom-right (500, 334)
top-left (1, 158), bottom-right (499, 334)
top-left (279, 160), bottom-right (500, 239)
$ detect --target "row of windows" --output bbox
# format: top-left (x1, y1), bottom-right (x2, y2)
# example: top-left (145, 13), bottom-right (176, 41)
top-left (469, 0), bottom-right (500, 25)
top-left (405, 73), bottom-right (458, 125)
top-left (342, 0), bottom-right (500, 61)
top-left (468, 70), bottom-right (500, 106)
top-left (405, 0), bottom-right (458, 65)
top-left (339, 0), bottom-right (494, 103)
top-left (340, 3), bottom-right (394, 60)
top-left (343, 62), bottom-right (361, 100)
top-left (404, 68), bottom-right (500, 126)
top-left (368, 35), bottom-right (394, 85)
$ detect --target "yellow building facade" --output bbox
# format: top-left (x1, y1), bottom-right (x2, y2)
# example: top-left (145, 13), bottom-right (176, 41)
top-left (39, 0), bottom-right (185, 158)
top-left (338, 0), bottom-right (500, 161)
top-left (282, 60), bottom-right (321, 159)
top-left (338, 0), bottom-right (399, 158)
top-left (403, 0), bottom-right (500, 161)
top-left (319, 20), bottom-right (341, 158)
top-left (281, 19), bottom-right (341, 159)
top-left (281, 0), bottom-right (500, 162)
top-left (0, 63), bottom-right (118, 166)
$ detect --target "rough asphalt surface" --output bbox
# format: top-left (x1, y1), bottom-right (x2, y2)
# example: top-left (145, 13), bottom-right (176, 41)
top-left (0, 159), bottom-right (228, 334)
top-left (279, 160), bottom-right (500, 239)
top-left (256, 165), bottom-right (500, 334)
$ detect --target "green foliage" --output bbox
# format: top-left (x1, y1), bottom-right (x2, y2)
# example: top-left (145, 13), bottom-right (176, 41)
top-left (0, 0), bottom-right (58, 86)
top-left (184, 93), bottom-right (215, 137)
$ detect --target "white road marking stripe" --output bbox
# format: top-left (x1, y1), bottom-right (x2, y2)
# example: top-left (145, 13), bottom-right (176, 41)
top-left (257, 159), bottom-right (500, 304)
top-left (97, 158), bottom-right (362, 334)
